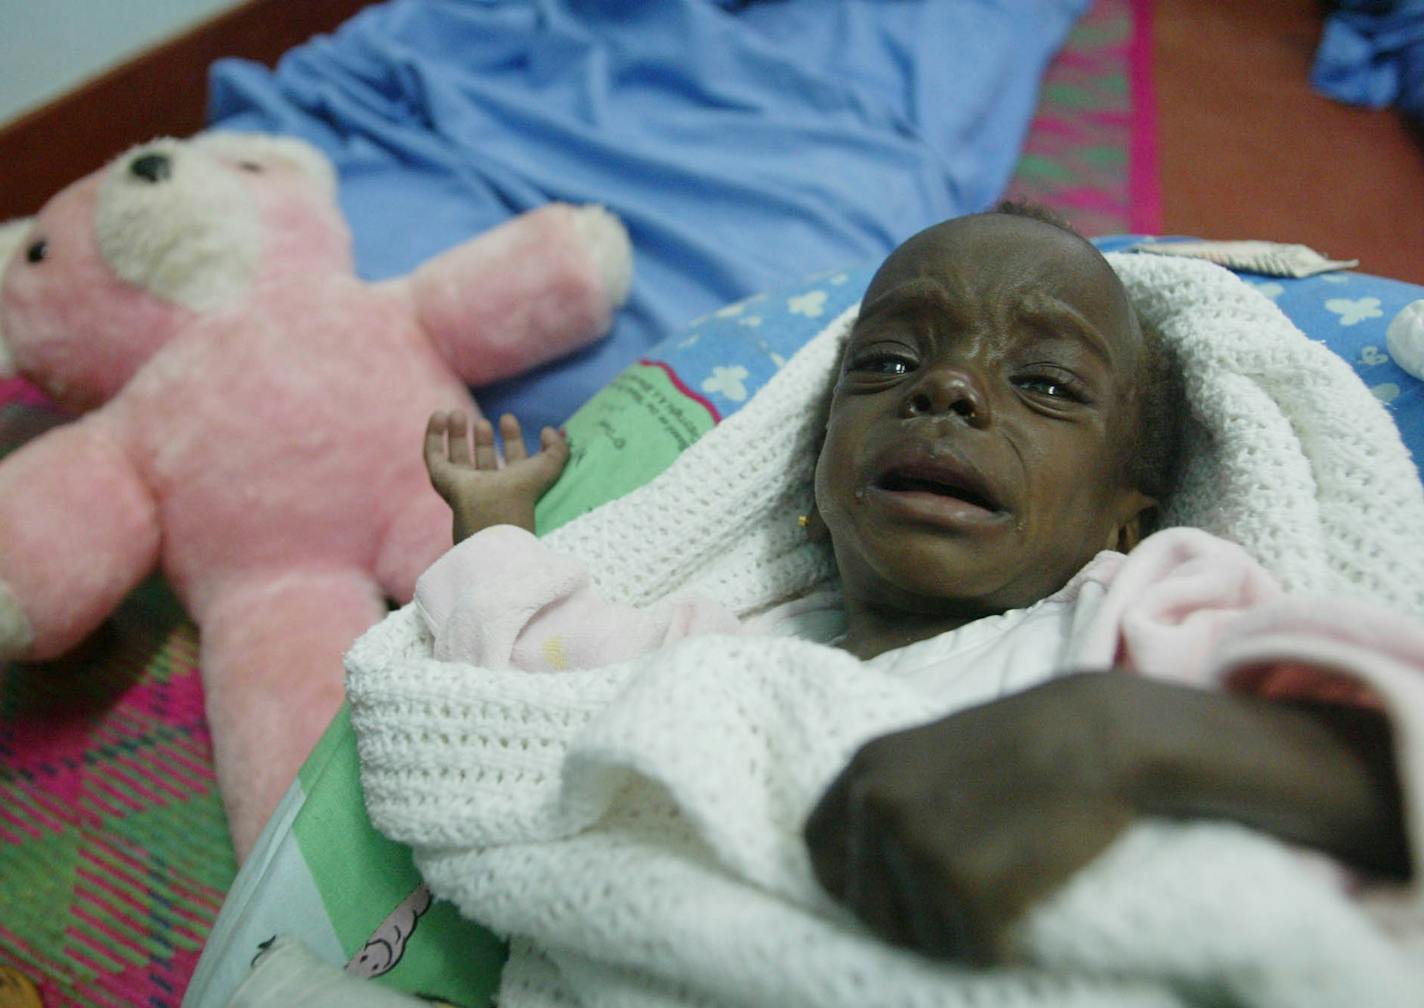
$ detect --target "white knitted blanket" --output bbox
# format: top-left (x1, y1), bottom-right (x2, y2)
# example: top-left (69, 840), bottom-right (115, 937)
top-left (347, 255), bottom-right (1424, 1007)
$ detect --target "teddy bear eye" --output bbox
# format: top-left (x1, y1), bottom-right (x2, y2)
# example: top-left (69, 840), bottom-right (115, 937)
top-left (26, 239), bottom-right (47, 264)
top-left (238, 161), bottom-right (264, 173)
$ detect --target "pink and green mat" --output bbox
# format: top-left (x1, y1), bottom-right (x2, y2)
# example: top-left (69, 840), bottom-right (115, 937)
top-left (0, 1), bottom-right (1158, 1003)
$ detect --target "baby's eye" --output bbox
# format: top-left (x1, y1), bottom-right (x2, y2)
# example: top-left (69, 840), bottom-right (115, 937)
top-left (1015, 372), bottom-right (1085, 402)
top-left (847, 352), bottom-right (915, 376)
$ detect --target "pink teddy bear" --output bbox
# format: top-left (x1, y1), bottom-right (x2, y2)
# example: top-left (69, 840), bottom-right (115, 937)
top-left (0, 132), bottom-right (631, 859)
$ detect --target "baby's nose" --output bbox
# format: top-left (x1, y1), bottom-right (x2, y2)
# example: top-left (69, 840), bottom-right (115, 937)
top-left (128, 152), bottom-right (172, 184)
top-left (905, 367), bottom-right (990, 426)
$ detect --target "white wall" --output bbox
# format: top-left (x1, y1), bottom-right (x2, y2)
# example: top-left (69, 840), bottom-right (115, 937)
top-left (0, 0), bottom-right (243, 125)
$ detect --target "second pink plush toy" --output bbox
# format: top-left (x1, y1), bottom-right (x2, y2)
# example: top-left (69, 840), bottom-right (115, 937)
top-left (0, 132), bottom-right (631, 860)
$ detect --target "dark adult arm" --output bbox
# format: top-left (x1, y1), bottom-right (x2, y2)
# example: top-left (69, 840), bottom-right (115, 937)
top-left (803, 671), bottom-right (1409, 966)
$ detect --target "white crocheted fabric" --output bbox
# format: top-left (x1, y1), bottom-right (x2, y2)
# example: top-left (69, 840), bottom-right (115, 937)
top-left (347, 256), bottom-right (1424, 1007)
top-left (1110, 253), bottom-right (1424, 616)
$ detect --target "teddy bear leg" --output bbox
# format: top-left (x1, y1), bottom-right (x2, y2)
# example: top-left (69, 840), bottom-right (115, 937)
top-left (0, 418), bottom-right (160, 661)
top-left (196, 568), bottom-right (387, 862)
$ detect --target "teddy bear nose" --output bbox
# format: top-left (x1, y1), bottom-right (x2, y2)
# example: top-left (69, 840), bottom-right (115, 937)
top-left (129, 153), bottom-right (172, 184)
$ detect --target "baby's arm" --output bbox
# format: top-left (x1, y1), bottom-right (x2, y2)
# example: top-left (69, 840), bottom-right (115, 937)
top-left (415, 524), bottom-right (745, 667)
top-left (424, 410), bottom-right (569, 542)
top-left (420, 410), bottom-right (745, 669)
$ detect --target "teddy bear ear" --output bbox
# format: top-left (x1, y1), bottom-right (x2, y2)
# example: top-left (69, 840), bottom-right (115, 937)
top-left (191, 131), bottom-right (339, 199)
top-left (0, 216), bottom-right (35, 378)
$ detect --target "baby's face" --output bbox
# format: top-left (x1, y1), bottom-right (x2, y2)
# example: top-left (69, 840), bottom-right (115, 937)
top-left (814, 213), bottom-right (1155, 622)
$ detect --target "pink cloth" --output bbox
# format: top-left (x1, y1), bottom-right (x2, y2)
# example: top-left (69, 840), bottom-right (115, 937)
top-left (415, 525), bottom-right (743, 669)
top-left (1069, 527), bottom-right (1418, 715)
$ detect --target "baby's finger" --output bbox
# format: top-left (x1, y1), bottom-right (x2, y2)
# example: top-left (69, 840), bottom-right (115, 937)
top-left (500, 414), bottom-right (528, 463)
top-left (539, 426), bottom-right (570, 465)
top-left (520, 426), bottom-right (571, 497)
top-left (473, 418), bottom-right (498, 470)
top-left (446, 412), bottom-right (472, 466)
top-left (424, 412), bottom-right (450, 469)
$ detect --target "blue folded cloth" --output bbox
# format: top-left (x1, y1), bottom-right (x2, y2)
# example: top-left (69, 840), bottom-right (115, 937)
top-left (1311, 0), bottom-right (1424, 123)
top-left (207, 0), bottom-right (1087, 435)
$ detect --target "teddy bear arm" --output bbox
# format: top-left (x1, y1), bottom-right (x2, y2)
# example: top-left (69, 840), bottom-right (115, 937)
top-left (408, 203), bottom-right (632, 387)
top-left (0, 418), bottom-right (160, 660)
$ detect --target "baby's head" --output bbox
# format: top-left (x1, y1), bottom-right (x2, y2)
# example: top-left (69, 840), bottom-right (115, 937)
top-left (813, 204), bottom-right (1183, 639)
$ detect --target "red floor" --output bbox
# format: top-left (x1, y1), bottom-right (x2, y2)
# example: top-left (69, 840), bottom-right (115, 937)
top-left (1154, 0), bottom-right (1424, 284)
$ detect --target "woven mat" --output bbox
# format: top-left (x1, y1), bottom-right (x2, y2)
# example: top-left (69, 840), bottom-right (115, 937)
top-left (0, 1), bottom-right (1151, 1002)
top-left (1005, 0), bottom-right (1159, 235)
top-left (0, 390), bottom-right (234, 1008)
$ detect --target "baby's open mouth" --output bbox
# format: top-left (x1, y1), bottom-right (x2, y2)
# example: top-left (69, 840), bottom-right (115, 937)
top-left (876, 463), bottom-right (1002, 513)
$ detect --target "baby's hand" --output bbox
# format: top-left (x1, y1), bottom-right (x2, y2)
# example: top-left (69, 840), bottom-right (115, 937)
top-left (424, 410), bottom-right (570, 542)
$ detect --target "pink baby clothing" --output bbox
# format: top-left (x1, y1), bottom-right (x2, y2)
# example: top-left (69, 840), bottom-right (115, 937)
top-left (415, 522), bottom-right (1412, 719)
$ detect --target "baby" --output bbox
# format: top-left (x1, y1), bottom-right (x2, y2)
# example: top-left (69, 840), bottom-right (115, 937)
top-left (419, 205), bottom-right (1410, 964)
top-left (427, 203), bottom-right (1182, 643)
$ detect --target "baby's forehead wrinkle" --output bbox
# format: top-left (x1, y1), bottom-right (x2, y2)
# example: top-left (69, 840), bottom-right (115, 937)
top-left (862, 270), bottom-right (962, 313)
top-left (863, 232), bottom-right (1137, 354)
top-left (1012, 289), bottom-right (1114, 366)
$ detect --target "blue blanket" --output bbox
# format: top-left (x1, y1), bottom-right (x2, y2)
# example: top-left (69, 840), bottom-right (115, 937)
top-left (209, 0), bottom-right (1087, 434)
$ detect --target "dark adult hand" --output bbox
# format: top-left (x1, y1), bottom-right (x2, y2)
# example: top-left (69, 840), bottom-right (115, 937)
top-left (804, 674), bottom-right (1134, 965)
top-left (804, 672), bottom-right (1407, 967)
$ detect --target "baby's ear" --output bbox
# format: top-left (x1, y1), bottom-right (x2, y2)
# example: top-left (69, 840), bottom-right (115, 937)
top-left (803, 505), bottom-right (831, 543)
top-left (1111, 491), bottom-right (1159, 552)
